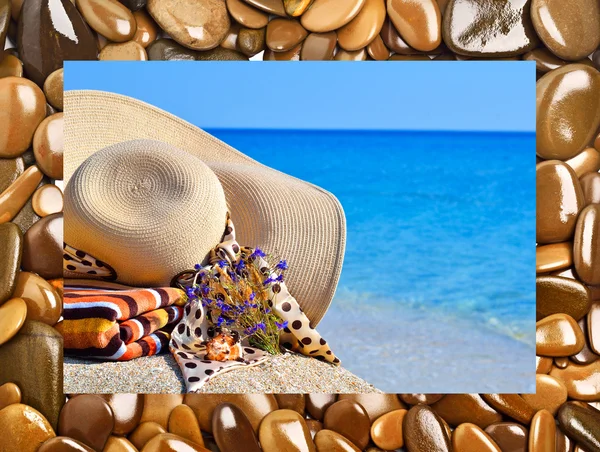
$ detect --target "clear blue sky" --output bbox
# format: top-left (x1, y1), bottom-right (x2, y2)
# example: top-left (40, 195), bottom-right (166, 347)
top-left (64, 61), bottom-right (535, 132)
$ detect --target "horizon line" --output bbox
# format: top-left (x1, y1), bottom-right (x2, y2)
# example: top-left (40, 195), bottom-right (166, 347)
top-left (204, 128), bottom-right (535, 135)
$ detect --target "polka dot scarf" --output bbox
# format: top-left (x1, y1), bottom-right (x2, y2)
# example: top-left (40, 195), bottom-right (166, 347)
top-left (170, 217), bottom-right (340, 392)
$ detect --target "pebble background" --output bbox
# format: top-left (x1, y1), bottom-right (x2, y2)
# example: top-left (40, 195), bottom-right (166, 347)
top-left (1, 0), bottom-right (600, 450)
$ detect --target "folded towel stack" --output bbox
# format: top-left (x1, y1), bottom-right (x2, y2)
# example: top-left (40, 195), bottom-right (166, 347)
top-left (56, 280), bottom-right (187, 361)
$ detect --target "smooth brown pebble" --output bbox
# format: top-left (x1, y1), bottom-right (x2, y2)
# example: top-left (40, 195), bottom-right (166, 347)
top-left (403, 405), bottom-right (451, 452)
top-left (306, 394), bottom-right (337, 421)
top-left (338, 394), bottom-right (404, 423)
top-left (32, 185), bottom-right (63, 217)
top-left (167, 404), bottom-right (204, 446)
top-left (274, 394), bottom-right (305, 415)
top-left (550, 360), bottom-right (600, 401)
top-left (536, 276), bottom-right (590, 321)
top-left (0, 382), bottom-right (21, 410)
top-left (0, 222), bottom-right (22, 303)
top-left (237, 27), bottom-right (265, 56)
top-left (537, 242), bottom-right (572, 273)
top-left (367, 34), bottom-right (389, 60)
top-left (485, 422), bottom-right (528, 452)
top-left (536, 161), bottom-right (583, 244)
top-left (147, 0), bottom-right (230, 51)
top-left (531, 0), bottom-right (600, 61)
top-left (536, 65), bottom-right (600, 160)
top-left (58, 395), bottom-right (114, 451)
top-left (387, 0), bottom-right (441, 51)
top-left (555, 356), bottom-right (570, 368)
top-left (21, 213), bottom-right (63, 280)
top-left (337, 0), bottom-right (385, 51)
top-left (300, 32), bottom-right (337, 60)
top-left (314, 430), bottom-right (360, 452)
top-left (557, 402), bottom-right (600, 451)
top-left (580, 172), bottom-right (600, 207)
top-left (537, 313), bottom-right (584, 356)
top-left (529, 410), bottom-right (556, 452)
top-left (323, 400), bottom-right (370, 450)
top-left (243, 0), bottom-right (286, 16)
top-left (0, 77), bottom-right (46, 158)
top-left (141, 433), bottom-right (210, 452)
top-left (212, 403), bottom-right (260, 452)
top-left (33, 113), bottom-right (63, 180)
top-left (566, 147), bottom-right (600, 178)
top-left (75, 0), bottom-right (135, 42)
top-left (99, 41), bottom-right (148, 60)
top-left (266, 18), bottom-right (307, 52)
top-left (380, 16), bottom-right (418, 54)
top-left (43, 69), bottom-right (63, 111)
top-left (129, 422), bottom-right (166, 450)
top-left (430, 394), bottom-right (501, 429)
top-left (139, 395), bottom-right (183, 429)
top-left (0, 404), bottom-right (55, 452)
top-left (0, 53), bottom-right (22, 78)
top-left (11, 271), bottom-right (60, 325)
top-left (572, 316), bottom-right (599, 364)
top-left (305, 420), bottom-right (322, 440)
top-left (452, 423), bottom-right (501, 452)
top-left (590, 302), bottom-right (600, 354)
top-left (334, 48), bottom-right (367, 60)
top-left (481, 395), bottom-right (535, 425)
top-left (131, 10), bottom-right (157, 48)
top-left (259, 409), bottom-right (315, 452)
top-left (226, 0), bottom-right (268, 29)
top-left (103, 436), bottom-right (139, 452)
top-left (574, 204), bottom-right (600, 285)
top-left (301, 0), bottom-right (366, 32)
top-left (537, 355), bottom-right (554, 374)
top-left (370, 409), bottom-right (406, 450)
top-left (399, 394), bottom-right (444, 405)
top-left (0, 297), bottom-right (26, 346)
top-left (98, 394), bottom-right (143, 436)
top-left (522, 374), bottom-right (568, 415)
top-left (38, 437), bottom-right (95, 452)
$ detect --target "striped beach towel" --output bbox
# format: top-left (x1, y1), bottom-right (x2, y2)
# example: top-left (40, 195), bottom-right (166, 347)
top-left (56, 280), bottom-right (187, 361)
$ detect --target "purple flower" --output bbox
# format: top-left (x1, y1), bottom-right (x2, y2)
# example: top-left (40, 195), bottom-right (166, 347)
top-left (276, 274), bottom-right (284, 282)
top-left (218, 260), bottom-right (228, 268)
top-left (249, 293), bottom-right (256, 301)
top-left (263, 277), bottom-right (274, 286)
top-left (200, 284), bottom-right (210, 295)
top-left (276, 260), bottom-right (288, 271)
top-left (275, 320), bottom-right (289, 330)
top-left (265, 308), bottom-right (271, 314)
top-left (194, 263), bottom-right (201, 270)
top-left (257, 322), bottom-right (266, 332)
top-left (252, 248), bottom-right (266, 258)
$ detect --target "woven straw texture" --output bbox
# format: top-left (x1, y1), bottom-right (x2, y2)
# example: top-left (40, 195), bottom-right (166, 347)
top-left (64, 91), bottom-right (346, 325)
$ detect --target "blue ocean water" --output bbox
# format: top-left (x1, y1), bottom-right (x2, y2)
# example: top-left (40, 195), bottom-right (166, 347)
top-left (208, 129), bottom-right (536, 391)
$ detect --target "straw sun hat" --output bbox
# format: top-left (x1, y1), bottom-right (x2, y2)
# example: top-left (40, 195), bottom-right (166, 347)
top-left (63, 91), bottom-right (346, 325)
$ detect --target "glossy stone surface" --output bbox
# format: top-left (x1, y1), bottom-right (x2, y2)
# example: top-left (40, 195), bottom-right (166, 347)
top-left (300, 32), bottom-right (337, 60)
top-left (264, 45), bottom-right (302, 60)
top-left (388, 0), bottom-right (440, 51)
top-left (98, 394), bottom-right (143, 436)
top-left (103, 436), bottom-right (139, 452)
top-left (227, 0), bottom-right (268, 29)
top-left (537, 242), bottom-right (572, 273)
top-left (266, 18), bottom-right (307, 52)
top-left (167, 404), bottom-right (204, 446)
top-left (572, 317), bottom-right (599, 364)
top-left (430, 394), bottom-right (501, 429)
top-left (537, 355), bottom-right (553, 374)
top-left (550, 361), bottom-right (600, 401)
top-left (32, 185), bottom-right (63, 218)
top-left (557, 402), bottom-right (600, 451)
top-left (184, 394), bottom-right (277, 434)
top-left (21, 213), bottom-right (63, 280)
top-left (521, 374), bottom-right (568, 415)
top-left (334, 49), bottom-right (367, 60)
top-left (0, 320), bottom-right (64, 430)
top-left (147, 39), bottom-right (198, 60)
top-left (529, 409), bottom-right (556, 452)
top-left (33, 113), bottom-right (63, 180)
top-left (480, 395), bottom-right (535, 424)
top-left (442, 0), bottom-right (539, 57)
top-left (99, 41), bottom-right (148, 60)
top-left (314, 430), bottom-right (360, 451)
top-left (537, 161), bottom-right (583, 244)
top-left (566, 147), bottom-right (600, 178)
top-left (323, 400), bottom-right (370, 450)
top-left (381, 17), bottom-right (418, 54)
top-left (140, 395), bottom-right (183, 429)
top-left (17, 0), bottom-right (97, 86)
top-left (0, 157), bottom-right (23, 193)
top-left (452, 423), bottom-right (501, 452)
top-left (244, 0), bottom-right (286, 16)
top-left (531, 0), bottom-right (600, 61)
top-left (403, 405), bottom-right (451, 452)
top-left (306, 394), bottom-right (337, 421)
top-left (537, 313), bottom-right (584, 357)
top-left (536, 276), bottom-right (591, 321)
top-left (0, 223), bottom-right (21, 304)
top-left (13, 197), bottom-right (42, 235)
top-left (142, 434), bottom-right (210, 452)
top-left (212, 403), bottom-right (261, 452)
top-left (0, 382), bottom-right (21, 410)
top-left (338, 395), bottom-right (404, 423)
top-left (284, 0), bottom-right (312, 16)
top-left (117, 0), bottom-right (146, 11)
top-left (0, 297), bottom-right (26, 346)
top-left (259, 410), bottom-right (315, 452)
top-left (75, 0), bottom-right (136, 42)
top-left (43, 69), bottom-right (63, 111)
top-left (0, 404), bottom-right (55, 451)
top-left (536, 65), bottom-right (600, 161)
top-left (274, 394), bottom-right (305, 415)
top-left (574, 205), bottom-right (600, 285)
top-left (131, 10), bottom-right (157, 48)
top-left (129, 422), bottom-right (167, 449)
top-left (38, 437), bottom-right (95, 452)
top-left (0, 53), bottom-right (22, 78)
top-left (237, 27), bottom-right (265, 56)
top-left (590, 302), bottom-right (600, 354)
top-left (58, 395), bottom-right (114, 451)
top-left (196, 47), bottom-right (248, 60)
top-left (370, 409), bottom-right (406, 450)
top-left (580, 172), bottom-right (600, 208)
top-left (12, 271), bottom-right (61, 325)
top-left (0, 0), bottom-right (8, 53)
top-left (0, 165), bottom-right (44, 224)
top-left (337, 0), bottom-right (385, 51)
top-left (301, 0), bottom-right (366, 32)
top-left (367, 35), bottom-right (389, 60)
top-left (0, 77), bottom-right (46, 158)
top-left (147, 0), bottom-right (230, 51)
top-left (484, 422), bottom-right (528, 452)
top-left (399, 394), bottom-right (444, 405)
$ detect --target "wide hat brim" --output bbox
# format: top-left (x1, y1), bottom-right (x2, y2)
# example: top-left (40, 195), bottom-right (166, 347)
top-left (64, 90), bottom-right (346, 326)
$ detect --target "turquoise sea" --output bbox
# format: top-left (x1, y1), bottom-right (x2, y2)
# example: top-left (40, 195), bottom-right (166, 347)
top-left (209, 129), bottom-right (536, 392)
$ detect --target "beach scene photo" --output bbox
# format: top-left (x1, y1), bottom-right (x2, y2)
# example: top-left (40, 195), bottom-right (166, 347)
top-left (60, 61), bottom-right (535, 394)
